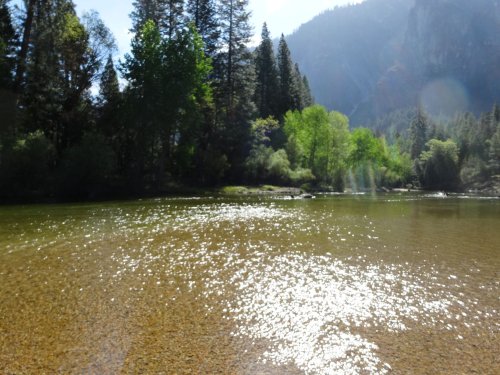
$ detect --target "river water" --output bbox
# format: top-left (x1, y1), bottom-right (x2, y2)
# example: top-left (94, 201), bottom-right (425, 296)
top-left (0, 193), bottom-right (498, 374)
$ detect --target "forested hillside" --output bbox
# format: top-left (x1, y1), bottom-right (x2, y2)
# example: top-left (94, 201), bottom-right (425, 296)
top-left (287, 0), bottom-right (500, 123)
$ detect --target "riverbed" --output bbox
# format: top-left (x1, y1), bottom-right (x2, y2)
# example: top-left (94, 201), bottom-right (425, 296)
top-left (0, 193), bottom-right (498, 374)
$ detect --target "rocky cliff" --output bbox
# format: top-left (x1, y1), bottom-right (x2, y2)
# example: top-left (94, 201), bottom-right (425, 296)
top-left (286, 0), bottom-right (500, 124)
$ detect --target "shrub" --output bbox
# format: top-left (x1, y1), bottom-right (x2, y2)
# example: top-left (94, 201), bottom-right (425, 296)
top-left (57, 132), bottom-right (116, 198)
top-left (0, 131), bottom-right (55, 198)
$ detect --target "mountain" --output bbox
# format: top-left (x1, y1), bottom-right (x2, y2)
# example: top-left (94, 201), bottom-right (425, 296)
top-left (286, 0), bottom-right (500, 124)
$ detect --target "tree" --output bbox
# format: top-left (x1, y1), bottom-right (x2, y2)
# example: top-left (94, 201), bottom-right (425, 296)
top-left (122, 20), bottom-right (168, 188)
top-left (97, 55), bottom-right (122, 162)
top-left (292, 63), bottom-right (310, 110)
top-left (57, 132), bottom-right (116, 199)
top-left (122, 20), bottom-right (213, 189)
top-left (277, 34), bottom-right (305, 116)
top-left (348, 127), bottom-right (386, 191)
top-left (409, 106), bottom-right (429, 160)
top-left (253, 23), bottom-right (279, 119)
top-left (417, 139), bottom-right (460, 190)
top-left (163, 0), bottom-right (184, 39)
top-left (131, 0), bottom-right (184, 39)
top-left (99, 55), bottom-right (120, 106)
top-left (488, 125), bottom-right (500, 175)
top-left (0, 0), bottom-right (17, 139)
top-left (13, 0), bottom-right (36, 93)
top-left (186, 0), bottom-right (219, 57)
top-left (0, 130), bottom-right (55, 198)
top-left (284, 105), bottom-right (329, 183)
top-left (0, 0), bottom-right (15, 88)
top-left (20, 3), bottom-right (115, 154)
top-left (131, 0), bottom-right (164, 34)
top-left (300, 73), bottom-right (313, 108)
top-left (328, 111), bottom-right (350, 190)
top-left (214, 0), bottom-right (255, 180)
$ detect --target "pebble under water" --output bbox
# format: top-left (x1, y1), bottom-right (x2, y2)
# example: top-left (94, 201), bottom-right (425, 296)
top-left (0, 193), bottom-right (498, 374)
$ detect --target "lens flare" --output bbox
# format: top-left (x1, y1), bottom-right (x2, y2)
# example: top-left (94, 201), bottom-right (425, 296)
top-left (419, 77), bottom-right (469, 116)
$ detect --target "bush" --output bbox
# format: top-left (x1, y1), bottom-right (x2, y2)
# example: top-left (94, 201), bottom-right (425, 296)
top-left (57, 132), bottom-right (116, 198)
top-left (290, 167), bottom-right (315, 186)
top-left (267, 149), bottom-right (291, 182)
top-left (460, 156), bottom-right (488, 186)
top-left (417, 139), bottom-right (460, 190)
top-left (245, 145), bottom-right (273, 182)
top-left (0, 131), bottom-right (55, 198)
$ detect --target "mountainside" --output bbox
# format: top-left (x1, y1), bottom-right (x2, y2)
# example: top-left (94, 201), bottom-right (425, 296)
top-left (286, 0), bottom-right (500, 124)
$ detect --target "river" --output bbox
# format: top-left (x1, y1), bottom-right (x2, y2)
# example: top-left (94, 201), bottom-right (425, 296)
top-left (0, 193), bottom-right (498, 374)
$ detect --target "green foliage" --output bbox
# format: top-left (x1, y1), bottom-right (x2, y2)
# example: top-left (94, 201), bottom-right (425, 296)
top-left (417, 139), bottom-right (460, 190)
top-left (245, 144), bottom-right (273, 182)
top-left (381, 144), bottom-right (413, 187)
top-left (409, 107), bottom-right (429, 160)
top-left (487, 125), bottom-right (500, 175)
top-left (347, 128), bottom-right (388, 190)
top-left (349, 128), bottom-right (385, 167)
top-left (250, 117), bottom-right (280, 146)
top-left (131, 0), bottom-right (184, 39)
top-left (0, 131), bottom-right (55, 198)
top-left (1, 0), bottom-right (319, 201)
top-left (122, 21), bottom-right (214, 188)
top-left (57, 132), bottom-right (115, 198)
top-left (187, 0), bottom-right (219, 57)
top-left (283, 105), bottom-right (351, 188)
top-left (278, 35), bottom-right (302, 114)
top-left (267, 149), bottom-right (291, 182)
top-left (0, 0), bottom-right (16, 88)
top-left (254, 23), bottom-right (280, 119)
top-left (460, 156), bottom-right (489, 186)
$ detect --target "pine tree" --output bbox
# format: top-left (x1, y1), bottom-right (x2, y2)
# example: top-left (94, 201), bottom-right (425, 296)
top-left (99, 55), bottom-right (120, 105)
top-left (292, 63), bottom-right (306, 110)
top-left (98, 55), bottom-right (121, 134)
top-left (21, 1), bottom-right (113, 152)
top-left (0, 0), bottom-right (16, 89)
top-left (186, 0), bottom-right (219, 57)
top-left (0, 0), bottom-right (17, 139)
top-left (216, 0), bottom-right (253, 110)
top-left (14, 0), bottom-right (36, 93)
top-left (163, 0), bottom-right (184, 39)
top-left (301, 74), bottom-right (313, 108)
top-left (254, 23), bottom-right (279, 119)
top-left (277, 35), bottom-right (297, 115)
top-left (123, 20), bottom-right (212, 189)
top-left (292, 63), bottom-right (313, 110)
top-left (409, 106), bottom-right (428, 160)
top-left (131, 0), bottom-right (184, 39)
top-left (131, 0), bottom-right (166, 34)
top-left (488, 125), bottom-right (500, 175)
top-left (215, 0), bottom-right (255, 179)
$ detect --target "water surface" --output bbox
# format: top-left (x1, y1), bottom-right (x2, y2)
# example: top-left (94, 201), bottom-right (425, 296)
top-left (0, 193), bottom-right (498, 374)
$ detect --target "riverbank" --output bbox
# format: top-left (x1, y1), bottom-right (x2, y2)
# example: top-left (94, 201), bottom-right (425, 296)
top-left (2, 180), bottom-right (499, 206)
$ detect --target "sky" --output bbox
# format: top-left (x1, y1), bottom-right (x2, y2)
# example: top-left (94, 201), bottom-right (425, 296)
top-left (68, 0), bottom-right (365, 56)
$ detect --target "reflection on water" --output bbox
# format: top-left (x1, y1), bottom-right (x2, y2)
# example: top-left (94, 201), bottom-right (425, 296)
top-left (0, 194), bottom-right (498, 374)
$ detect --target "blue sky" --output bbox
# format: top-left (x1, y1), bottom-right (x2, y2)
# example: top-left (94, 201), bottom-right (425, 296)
top-left (71, 0), bottom-right (364, 56)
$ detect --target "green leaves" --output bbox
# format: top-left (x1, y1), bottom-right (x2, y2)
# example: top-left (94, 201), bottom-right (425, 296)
top-left (284, 105), bottom-right (351, 186)
top-left (417, 139), bottom-right (460, 190)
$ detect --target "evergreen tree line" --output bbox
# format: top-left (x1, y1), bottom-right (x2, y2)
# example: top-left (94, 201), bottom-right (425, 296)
top-left (373, 104), bottom-right (500, 192)
top-left (0, 0), bottom-right (312, 200)
top-left (1, 0), bottom-right (498, 201)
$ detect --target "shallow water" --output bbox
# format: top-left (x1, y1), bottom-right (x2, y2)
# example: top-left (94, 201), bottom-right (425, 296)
top-left (0, 193), bottom-right (498, 374)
